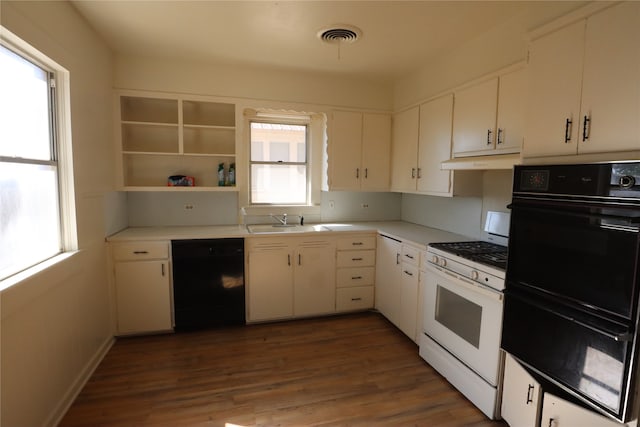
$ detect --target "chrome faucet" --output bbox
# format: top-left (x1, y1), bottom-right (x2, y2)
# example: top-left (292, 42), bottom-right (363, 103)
top-left (271, 213), bottom-right (288, 226)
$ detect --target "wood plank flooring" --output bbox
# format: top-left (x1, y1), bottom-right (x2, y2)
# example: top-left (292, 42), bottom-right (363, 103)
top-left (60, 312), bottom-right (507, 427)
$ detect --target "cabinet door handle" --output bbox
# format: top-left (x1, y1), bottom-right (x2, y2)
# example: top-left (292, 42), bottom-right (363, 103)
top-left (287, 254), bottom-right (291, 266)
top-left (356, 168), bottom-right (360, 178)
top-left (364, 168), bottom-right (368, 178)
top-left (487, 129), bottom-right (493, 145)
top-left (411, 168), bottom-right (416, 178)
top-left (526, 384), bottom-right (534, 404)
top-left (548, 418), bottom-right (555, 427)
top-left (564, 118), bottom-right (572, 143)
top-left (396, 253), bottom-right (400, 265)
top-left (133, 250), bottom-right (149, 254)
top-left (417, 168), bottom-right (422, 179)
top-left (298, 253), bottom-right (301, 266)
top-left (582, 115), bottom-right (591, 141)
top-left (497, 128), bottom-right (503, 145)
top-left (161, 263), bottom-right (165, 277)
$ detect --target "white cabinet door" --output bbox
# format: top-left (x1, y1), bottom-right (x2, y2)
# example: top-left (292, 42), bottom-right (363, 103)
top-left (247, 247), bottom-right (293, 321)
top-left (501, 354), bottom-right (542, 427)
top-left (578, 2), bottom-right (640, 154)
top-left (294, 244), bottom-right (336, 316)
top-left (390, 107), bottom-right (419, 192)
top-left (496, 68), bottom-right (526, 154)
top-left (416, 94), bottom-right (453, 195)
top-left (361, 113), bottom-right (391, 191)
top-left (398, 262), bottom-right (419, 341)
top-left (375, 235), bottom-right (402, 323)
top-left (453, 78), bottom-right (499, 156)
top-left (329, 111), bottom-right (362, 190)
top-left (114, 260), bottom-right (172, 334)
top-left (541, 393), bottom-right (620, 427)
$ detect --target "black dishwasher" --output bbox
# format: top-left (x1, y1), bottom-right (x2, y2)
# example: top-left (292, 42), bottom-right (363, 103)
top-left (171, 238), bottom-right (245, 331)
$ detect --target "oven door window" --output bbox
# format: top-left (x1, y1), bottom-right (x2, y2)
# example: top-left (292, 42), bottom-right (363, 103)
top-left (507, 204), bottom-right (640, 319)
top-left (436, 285), bottom-right (482, 348)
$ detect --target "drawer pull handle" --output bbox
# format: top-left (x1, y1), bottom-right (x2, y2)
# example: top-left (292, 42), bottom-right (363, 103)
top-left (352, 276), bottom-right (363, 280)
top-left (405, 254), bottom-right (414, 259)
top-left (352, 257), bottom-right (363, 261)
top-left (352, 242), bottom-right (363, 246)
top-left (526, 384), bottom-right (534, 404)
top-left (133, 251), bottom-right (149, 254)
top-left (351, 297), bottom-right (362, 301)
top-left (404, 270), bottom-right (414, 276)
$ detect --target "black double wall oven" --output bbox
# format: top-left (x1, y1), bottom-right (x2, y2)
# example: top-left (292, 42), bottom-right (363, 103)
top-left (501, 162), bottom-right (640, 422)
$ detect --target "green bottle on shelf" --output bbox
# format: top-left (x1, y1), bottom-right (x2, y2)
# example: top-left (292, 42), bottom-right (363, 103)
top-left (228, 163), bottom-right (235, 186)
top-left (218, 163), bottom-right (225, 186)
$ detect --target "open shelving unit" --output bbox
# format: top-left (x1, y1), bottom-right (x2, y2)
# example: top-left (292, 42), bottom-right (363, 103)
top-left (117, 93), bottom-right (238, 191)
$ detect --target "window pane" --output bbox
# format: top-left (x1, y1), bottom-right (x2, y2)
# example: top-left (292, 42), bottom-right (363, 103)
top-left (0, 45), bottom-right (52, 160)
top-left (0, 163), bottom-right (61, 279)
top-left (251, 164), bottom-right (306, 204)
top-left (250, 122), bottom-right (306, 162)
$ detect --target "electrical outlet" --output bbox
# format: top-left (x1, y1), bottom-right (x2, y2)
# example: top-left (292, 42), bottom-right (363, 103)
top-left (329, 200), bottom-right (335, 209)
top-left (184, 204), bottom-right (194, 210)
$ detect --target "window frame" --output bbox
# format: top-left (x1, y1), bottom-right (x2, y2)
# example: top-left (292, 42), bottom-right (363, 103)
top-left (0, 27), bottom-right (77, 287)
top-left (248, 117), bottom-right (311, 206)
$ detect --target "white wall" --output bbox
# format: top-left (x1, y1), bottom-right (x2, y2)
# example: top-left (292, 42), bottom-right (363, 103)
top-left (393, 2), bottom-right (585, 110)
top-left (1, 1), bottom-right (116, 426)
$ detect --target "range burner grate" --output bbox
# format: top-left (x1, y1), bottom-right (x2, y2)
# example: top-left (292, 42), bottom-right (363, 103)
top-left (430, 241), bottom-right (508, 270)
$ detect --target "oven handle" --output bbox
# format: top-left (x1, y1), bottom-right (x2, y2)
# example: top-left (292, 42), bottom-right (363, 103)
top-left (427, 264), bottom-right (503, 302)
top-left (508, 202), bottom-right (640, 225)
top-left (507, 290), bottom-right (633, 342)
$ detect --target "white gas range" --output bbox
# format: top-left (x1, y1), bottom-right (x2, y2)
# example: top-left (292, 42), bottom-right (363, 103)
top-left (419, 211), bottom-right (509, 420)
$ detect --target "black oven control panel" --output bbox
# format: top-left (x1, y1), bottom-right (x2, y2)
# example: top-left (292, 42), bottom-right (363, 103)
top-left (514, 162), bottom-right (640, 199)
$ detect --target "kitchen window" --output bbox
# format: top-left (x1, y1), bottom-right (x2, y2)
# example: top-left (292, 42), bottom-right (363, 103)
top-left (0, 32), bottom-right (76, 284)
top-left (249, 121), bottom-right (308, 205)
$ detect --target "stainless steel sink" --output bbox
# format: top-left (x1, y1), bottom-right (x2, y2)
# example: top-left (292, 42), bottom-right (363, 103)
top-left (246, 224), bottom-right (330, 234)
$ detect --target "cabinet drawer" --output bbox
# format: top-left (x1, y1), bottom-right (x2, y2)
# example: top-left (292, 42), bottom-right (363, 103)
top-left (336, 235), bottom-right (376, 251)
top-left (337, 267), bottom-right (375, 288)
top-left (336, 250), bottom-right (375, 267)
top-left (112, 241), bottom-right (169, 261)
top-left (336, 286), bottom-right (374, 311)
top-left (401, 244), bottom-right (420, 266)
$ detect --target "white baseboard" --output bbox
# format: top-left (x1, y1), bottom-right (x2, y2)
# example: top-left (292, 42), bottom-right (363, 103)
top-left (45, 335), bottom-right (115, 427)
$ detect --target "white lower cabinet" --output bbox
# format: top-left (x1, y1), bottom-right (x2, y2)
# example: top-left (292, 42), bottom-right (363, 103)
top-left (111, 241), bottom-right (173, 335)
top-left (335, 234), bottom-right (376, 313)
top-left (501, 353), bottom-right (542, 427)
top-left (502, 353), bottom-right (622, 427)
top-left (246, 237), bottom-right (336, 322)
top-left (375, 234), bottom-right (423, 342)
top-left (541, 393), bottom-right (621, 427)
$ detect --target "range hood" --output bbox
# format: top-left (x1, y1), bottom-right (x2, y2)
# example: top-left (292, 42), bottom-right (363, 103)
top-left (441, 153), bottom-right (521, 171)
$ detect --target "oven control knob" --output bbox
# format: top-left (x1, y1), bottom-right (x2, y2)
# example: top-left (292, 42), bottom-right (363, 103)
top-left (471, 270), bottom-right (479, 281)
top-left (439, 258), bottom-right (447, 267)
top-left (432, 255), bottom-right (439, 264)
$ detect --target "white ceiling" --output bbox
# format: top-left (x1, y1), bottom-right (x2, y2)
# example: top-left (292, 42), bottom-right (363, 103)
top-left (71, 1), bottom-right (585, 83)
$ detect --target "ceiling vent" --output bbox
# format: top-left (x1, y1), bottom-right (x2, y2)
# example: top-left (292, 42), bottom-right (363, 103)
top-left (317, 25), bottom-right (362, 44)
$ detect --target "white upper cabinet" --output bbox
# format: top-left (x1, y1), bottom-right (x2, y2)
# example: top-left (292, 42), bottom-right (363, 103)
top-left (328, 111), bottom-right (391, 191)
top-left (416, 94), bottom-right (454, 195)
top-left (453, 78), bottom-right (499, 156)
top-left (453, 68), bottom-right (525, 157)
top-left (390, 106), bottom-right (420, 193)
top-left (524, 2), bottom-right (640, 157)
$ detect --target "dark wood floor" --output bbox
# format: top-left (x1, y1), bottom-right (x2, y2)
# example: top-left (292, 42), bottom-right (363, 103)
top-left (60, 312), bottom-right (507, 427)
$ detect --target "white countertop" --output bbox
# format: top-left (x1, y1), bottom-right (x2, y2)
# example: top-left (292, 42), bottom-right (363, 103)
top-left (106, 221), bottom-right (472, 248)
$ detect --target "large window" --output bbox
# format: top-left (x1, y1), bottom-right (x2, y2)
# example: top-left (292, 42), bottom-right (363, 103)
top-left (0, 42), bottom-right (65, 281)
top-left (250, 121), bottom-right (308, 204)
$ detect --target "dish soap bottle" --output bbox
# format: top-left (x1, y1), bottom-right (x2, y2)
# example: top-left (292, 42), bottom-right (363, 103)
top-left (228, 163), bottom-right (235, 186)
top-left (217, 163), bottom-right (225, 186)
